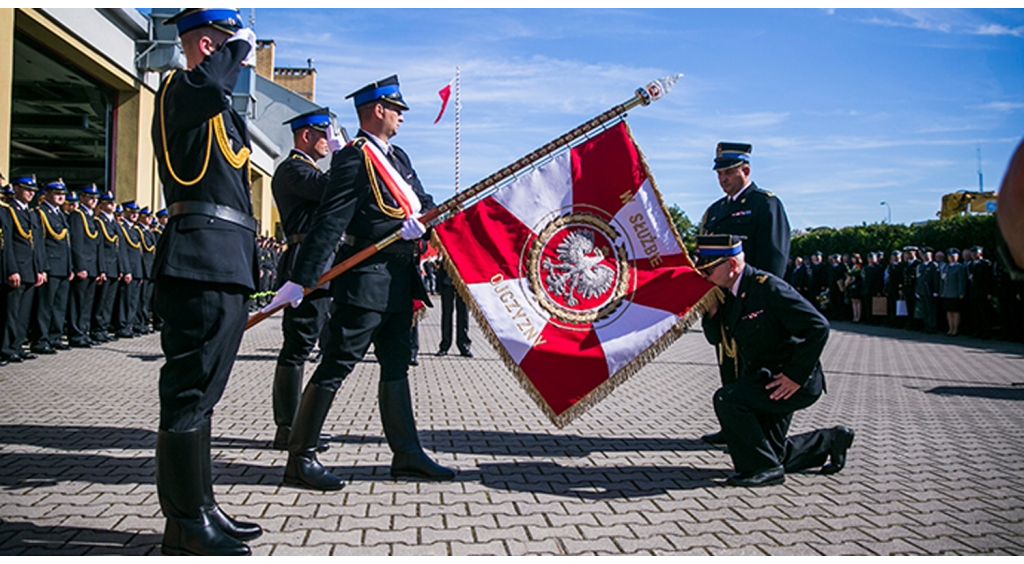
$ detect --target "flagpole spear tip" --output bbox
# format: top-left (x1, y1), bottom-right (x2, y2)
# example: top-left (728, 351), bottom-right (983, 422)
top-left (636, 74), bottom-right (683, 106)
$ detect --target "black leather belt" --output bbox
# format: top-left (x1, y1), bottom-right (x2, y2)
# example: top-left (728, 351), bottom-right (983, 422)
top-left (167, 201), bottom-right (257, 233)
top-left (286, 233), bottom-right (304, 245)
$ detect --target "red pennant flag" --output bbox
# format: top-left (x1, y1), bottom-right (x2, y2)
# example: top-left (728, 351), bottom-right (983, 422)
top-left (433, 121), bottom-right (714, 427)
top-left (433, 82), bottom-right (452, 124)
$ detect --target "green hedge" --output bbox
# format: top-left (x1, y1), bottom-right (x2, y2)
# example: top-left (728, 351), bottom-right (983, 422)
top-left (791, 215), bottom-right (1000, 258)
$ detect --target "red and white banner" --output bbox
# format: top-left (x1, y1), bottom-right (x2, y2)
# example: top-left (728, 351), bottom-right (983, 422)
top-left (433, 121), bottom-right (713, 427)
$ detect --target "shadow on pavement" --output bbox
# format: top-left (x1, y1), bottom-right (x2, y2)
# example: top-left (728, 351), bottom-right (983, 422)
top-left (831, 321), bottom-right (1024, 359)
top-left (925, 386), bottom-right (1024, 401)
top-left (418, 429), bottom-right (716, 457)
top-left (0, 519), bottom-right (160, 555)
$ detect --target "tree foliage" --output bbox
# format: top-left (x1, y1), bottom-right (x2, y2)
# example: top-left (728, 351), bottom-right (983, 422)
top-left (791, 215), bottom-right (999, 258)
top-left (667, 204), bottom-right (697, 251)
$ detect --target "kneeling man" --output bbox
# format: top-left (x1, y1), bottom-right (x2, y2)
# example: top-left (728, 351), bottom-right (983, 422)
top-left (696, 234), bottom-right (854, 487)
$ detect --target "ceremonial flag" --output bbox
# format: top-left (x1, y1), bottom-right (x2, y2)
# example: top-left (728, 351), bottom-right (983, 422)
top-left (433, 81), bottom-right (452, 124)
top-left (433, 121), bottom-right (714, 427)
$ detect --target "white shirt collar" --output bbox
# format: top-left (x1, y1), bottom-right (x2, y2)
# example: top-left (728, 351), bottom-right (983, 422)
top-left (728, 181), bottom-right (753, 202)
top-left (360, 129), bottom-right (391, 155)
top-left (730, 267), bottom-right (744, 297)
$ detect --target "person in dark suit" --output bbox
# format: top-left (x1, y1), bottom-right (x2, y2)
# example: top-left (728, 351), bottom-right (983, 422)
top-left (30, 181), bottom-right (74, 354)
top-left (696, 235), bottom-right (854, 487)
top-left (133, 207), bottom-right (157, 334)
top-left (67, 184), bottom-right (103, 347)
top-left (267, 75), bottom-right (454, 491)
top-left (2, 176), bottom-right (46, 363)
top-left (90, 193), bottom-right (122, 343)
top-left (967, 246), bottom-right (994, 339)
top-left (269, 108), bottom-right (338, 452)
top-left (112, 201), bottom-right (143, 338)
top-left (149, 9), bottom-right (262, 556)
top-left (435, 261), bottom-right (471, 357)
top-left (0, 181), bottom-right (14, 366)
top-left (698, 142), bottom-right (792, 446)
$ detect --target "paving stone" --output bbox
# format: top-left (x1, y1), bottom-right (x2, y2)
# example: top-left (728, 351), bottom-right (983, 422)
top-left (3, 317), bottom-right (1024, 555)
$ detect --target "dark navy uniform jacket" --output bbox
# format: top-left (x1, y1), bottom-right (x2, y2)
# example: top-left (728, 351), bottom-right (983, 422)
top-left (37, 202), bottom-right (73, 278)
top-left (151, 40), bottom-right (257, 291)
top-left (0, 202), bottom-right (16, 280)
top-left (272, 148), bottom-right (330, 284)
top-left (700, 182), bottom-right (791, 279)
top-left (290, 132), bottom-right (433, 312)
top-left (5, 201), bottom-right (44, 279)
top-left (95, 213), bottom-right (122, 278)
top-left (702, 264), bottom-right (829, 394)
top-left (69, 208), bottom-right (102, 277)
top-left (118, 219), bottom-right (144, 279)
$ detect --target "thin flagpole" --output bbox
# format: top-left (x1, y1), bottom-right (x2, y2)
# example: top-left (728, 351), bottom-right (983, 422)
top-left (454, 66), bottom-right (461, 193)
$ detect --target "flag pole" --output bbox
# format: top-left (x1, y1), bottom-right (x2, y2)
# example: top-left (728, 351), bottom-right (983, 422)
top-left (454, 66), bottom-right (461, 193)
top-left (245, 75), bottom-right (682, 330)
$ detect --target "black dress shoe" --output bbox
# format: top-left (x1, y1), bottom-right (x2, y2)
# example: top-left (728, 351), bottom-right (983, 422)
top-left (21, 352), bottom-right (38, 360)
top-left (115, 330), bottom-right (135, 339)
top-left (459, 350), bottom-right (473, 358)
top-left (435, 350), bottom-right (448, 357)
top-left (409, 357), bottom-right (419, 366)
top-left (727, 465), bottom-right (785, 487)
top-left (69, 339), bottom-right (93, 348)
top-left (30, 344), bottom-right (57, 355)
top-left (53, 343), bottom-right (71, 351)
top-left (701, 430), bottom-right (728, 446)
top-left (821, 426), bottom-right (855, 475)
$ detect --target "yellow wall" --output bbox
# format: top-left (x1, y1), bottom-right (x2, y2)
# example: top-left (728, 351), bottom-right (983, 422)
top-left (0, 9), bottom-right (14, 178)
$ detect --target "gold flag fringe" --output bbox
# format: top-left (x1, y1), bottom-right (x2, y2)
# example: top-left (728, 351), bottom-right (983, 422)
top-left (431, 235), bottom-right (720, 430)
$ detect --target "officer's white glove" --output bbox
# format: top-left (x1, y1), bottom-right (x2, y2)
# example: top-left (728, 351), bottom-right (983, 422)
top-left (400, 216), bottom-right (427, 241)
top-left (227, 27), bottom-right (257, 67)
top-left (326, 125), bottom-right (344, 153)
top-left (261, 281), bottom-right (305, 314)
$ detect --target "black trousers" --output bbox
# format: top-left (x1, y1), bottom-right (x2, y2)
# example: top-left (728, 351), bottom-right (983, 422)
top-left (713, 368), bottom-right (831, 475)
top-left (33, 274), bottom-right (70, 346)
top-left (2, 284), bottom-right (34, 358)
top-left (438, 285), bottom-right (470, 354)
top-left (156, 277), bottom-right (249, 432)
top-left (114, 279), bottom-right (140, 333)
top-left (137, 278), bottom-right (154, 329)
top-left (67, 276), bottom-right (97, 342)
top-left (310, 302), bottom-right (412, 392)
top-left (92, 277), bottom-right (118, 335)
top-left (277, 289), bottom-right (330, 367)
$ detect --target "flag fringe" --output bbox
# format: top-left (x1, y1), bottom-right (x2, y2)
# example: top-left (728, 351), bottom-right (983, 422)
top-left (431, 231), bottom-right (719, 429)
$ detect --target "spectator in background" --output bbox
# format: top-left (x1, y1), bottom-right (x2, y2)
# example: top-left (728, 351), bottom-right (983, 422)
top-left (940, 248), bottom-right (967, 336)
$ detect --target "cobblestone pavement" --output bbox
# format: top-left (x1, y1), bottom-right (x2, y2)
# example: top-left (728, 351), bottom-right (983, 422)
top-left (2, 308), bottom-right (1024, 555)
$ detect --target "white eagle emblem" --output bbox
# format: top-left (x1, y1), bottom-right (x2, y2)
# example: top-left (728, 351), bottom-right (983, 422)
top-left (541, 229), bottom-right (615, 307)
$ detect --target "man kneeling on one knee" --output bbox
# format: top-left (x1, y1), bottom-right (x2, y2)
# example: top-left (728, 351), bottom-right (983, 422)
top-left (696, 234), bottom-right (854, 487)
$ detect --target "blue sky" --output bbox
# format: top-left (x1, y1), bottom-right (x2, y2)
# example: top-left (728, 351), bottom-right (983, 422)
top-left (249, 8), bottom-right (1023, 230)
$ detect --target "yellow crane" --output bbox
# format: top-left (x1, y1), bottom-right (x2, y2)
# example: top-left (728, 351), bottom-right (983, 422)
top-left (938, 190), bottom-right (998, 219)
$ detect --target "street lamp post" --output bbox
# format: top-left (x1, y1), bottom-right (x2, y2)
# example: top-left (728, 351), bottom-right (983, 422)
top-left (880, 201), bottom-right (891, 224)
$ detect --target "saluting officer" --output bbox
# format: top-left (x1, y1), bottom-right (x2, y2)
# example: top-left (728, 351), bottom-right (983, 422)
top-left (30, 180), bottom-right (73, 354)
top-left (2, 176), bottom-right (45, 363)
top-left (696, 235), bottom-right (853, 487)
top-left (269, 108), bottom-right (341, 452)
top-left (267, 75), bottom-right (455, 491)
top-left (150, 8), bottom-right (262, 556)
top-left (67, 184), bottom-right (103, 348)
top-left (698, 142), bottom-right (792, 447)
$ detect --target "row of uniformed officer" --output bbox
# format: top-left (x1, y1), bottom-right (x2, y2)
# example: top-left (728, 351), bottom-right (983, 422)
top-left (0, 177), bottom-right (165, 364)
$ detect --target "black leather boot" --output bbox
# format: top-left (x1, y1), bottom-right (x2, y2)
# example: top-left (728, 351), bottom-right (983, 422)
top-left (283, 383), bottom-right (345, 491)
top-left (273, 364), bottom-right (330, 452)
top-left (199, 421), bottom-right (262, 541)
top-left (379, 379), bottom-right (455, 481)
top-left (156, 427), bottom-right (250, 556)
top-left (272, 364), bottom-right (303, 451)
